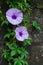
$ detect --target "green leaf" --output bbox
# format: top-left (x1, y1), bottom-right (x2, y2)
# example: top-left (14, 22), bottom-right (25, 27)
top-left (14, 57), bottom-right (28, 65)
top-left (5, 28), bottom-right (15, 38)
top-left (24, 61), bottom-right (28, 65)
top-left (24, 38), bottom-right (31, 45)
top-left (17, 62), bottom-right (22, 65)
top-left (32, 21), bottom-right (41, 31)
top-left (6, 0), bottom-right (10, 4)
top-left (21, 59), bottom-right (28, 65)
top-left (0, 10), bottom-right (5, 20)
top-left (23, 15), bottom-right (28, 22)
top-left (6, 42), bottom-right (10, 46)
top-left (25, 2), bottom-right (30, 8)
top-left (8, 62), bottom-right (12, 65)
top-left (11, 50), bottom-right (16, 56)
top-left (19, 48), bottom-right (28, 59)
top-left (14, 58), bottom-right (22, 65)
top-left (14, 61), bottom-right (22, 65)
top-left (23, 14), bottom-right (28, 27)
top-left (17, 49), bottom-right (21, 54)
top-left (6, 42), bottom-right (15, 50)
top-left (10, 32), bottom-right (15, 36)
top-left (7, 28), bottom-right (12, 33)
top-left (1, 20), bottom-right (9, 26)
top-left (2, 49), bottom-right (9, 59)
top-left (4, 33), bottom-right (10, 38)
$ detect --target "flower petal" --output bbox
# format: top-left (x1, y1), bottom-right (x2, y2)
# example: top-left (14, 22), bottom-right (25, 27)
top-left (15, 26), bottom-right (29, 41)
top-left (6, 8), bottom-right (23, 25)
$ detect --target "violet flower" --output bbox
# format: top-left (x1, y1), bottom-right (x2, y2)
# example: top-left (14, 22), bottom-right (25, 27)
top-left (6, 8), bottom-right (23, 25)
top-left (15, 26), bottom-right (29, 41)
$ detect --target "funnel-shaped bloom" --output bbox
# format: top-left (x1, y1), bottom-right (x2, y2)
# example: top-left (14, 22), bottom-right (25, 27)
top-left (15, 26), bottom-right (29, 41)
top-left (6, 8), bottom-right (23, 25)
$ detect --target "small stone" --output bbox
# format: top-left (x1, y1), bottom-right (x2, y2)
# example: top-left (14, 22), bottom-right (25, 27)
top-left (42, 54), bottom-right (43, 57)
top-left (34, 34), bottom-right (37, 38)
top-left (36, 56), bottom-right (39, 59)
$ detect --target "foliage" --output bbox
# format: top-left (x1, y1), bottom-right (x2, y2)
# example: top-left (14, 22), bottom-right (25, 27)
top-left (14, 57), bottom-right (28, 65)
top-left (2, 43), bottom-right (28, 65)
top-left (32, 20), bottom-right (41, 31)
top-left (4, 29), bottom-right (15, 39)
top-left (0, 10), bottom-right (5, 20)
top-left (24, 38), bottom-right (32, 45)
top-left (1, 20), bottom-right (9, 26)
top-left (23, 14), bottom-right (28, 27)
top-left (5, 0), bottom-right (31, 12)
top-left (0, 10), bottom-right (9, 26)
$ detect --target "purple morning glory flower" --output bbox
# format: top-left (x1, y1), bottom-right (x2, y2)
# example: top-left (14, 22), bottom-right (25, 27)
top-left (6, 8), bottom-right (23, 25)
top-left (15, 26), bottom-right (29, 41)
